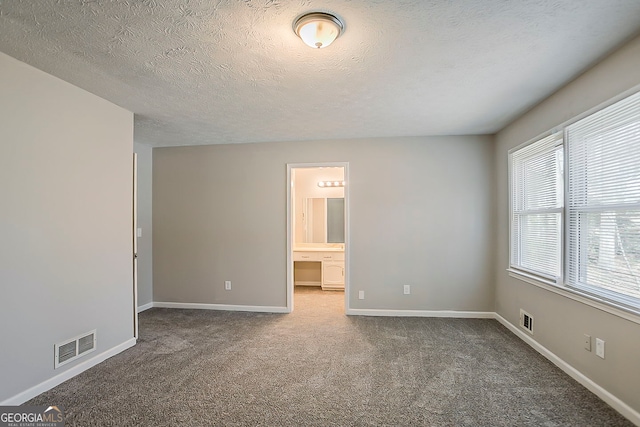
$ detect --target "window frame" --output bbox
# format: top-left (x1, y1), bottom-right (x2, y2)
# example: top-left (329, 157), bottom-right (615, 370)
top-left (507, 88), bottom-right (640, 321)
top-left (508, 132), bottom-right (564, 283)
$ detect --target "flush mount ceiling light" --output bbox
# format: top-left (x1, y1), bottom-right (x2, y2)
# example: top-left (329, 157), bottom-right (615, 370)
top-left (293, 12), bottom-right (344, 49)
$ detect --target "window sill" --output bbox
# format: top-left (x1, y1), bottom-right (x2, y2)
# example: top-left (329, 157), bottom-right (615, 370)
top-left (507, 268), bottom-right (640, 325)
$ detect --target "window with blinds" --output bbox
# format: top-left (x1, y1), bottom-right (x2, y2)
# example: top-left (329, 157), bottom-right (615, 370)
top-left (509, 90), bottom-right (640, 311)
top-left (510, 133), bottom-right (563, 281)
top-left (566, 91), bottom-right (640, 307)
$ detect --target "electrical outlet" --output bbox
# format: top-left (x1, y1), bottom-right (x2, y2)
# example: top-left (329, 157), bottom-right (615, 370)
top-left (596, 338), bottom-right (605, 359)
top-left (224, 280), bottom-right (232, 291)
top-left (583, 334), bottom-right (591, 351)
top-left (403, 285), bottom-right (410, 295)
top-left (358, 290), bottom-right (365, 300)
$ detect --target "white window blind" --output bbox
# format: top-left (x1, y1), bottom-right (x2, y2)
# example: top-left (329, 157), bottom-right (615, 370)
top-left (510, 132), bottom-right (563, 280)
top-left (567, 91), bottom-right (640, 306)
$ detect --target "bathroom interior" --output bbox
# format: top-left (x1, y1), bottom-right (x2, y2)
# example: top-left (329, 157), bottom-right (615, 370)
top-left (291, 166), bottom-right (346, 296)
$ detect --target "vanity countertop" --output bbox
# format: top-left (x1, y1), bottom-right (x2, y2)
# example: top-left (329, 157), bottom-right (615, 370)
top-left (293, 247), bottom-right (344, 252)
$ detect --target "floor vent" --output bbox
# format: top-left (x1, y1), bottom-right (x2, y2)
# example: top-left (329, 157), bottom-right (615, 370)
top-left (55, 330), bottom-right (97, 369)
top-left (519, 309), bottom-right (534, 334)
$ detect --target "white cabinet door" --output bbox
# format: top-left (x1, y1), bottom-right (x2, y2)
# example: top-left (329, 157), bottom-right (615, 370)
top-left (322, 261), bottom-right (344, 289)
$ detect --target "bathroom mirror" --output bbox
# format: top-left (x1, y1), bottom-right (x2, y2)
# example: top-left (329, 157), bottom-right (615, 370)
top-left (303, 197), bottom-right (344, 243)
top-left (326, 198), bottom-right (345, 243)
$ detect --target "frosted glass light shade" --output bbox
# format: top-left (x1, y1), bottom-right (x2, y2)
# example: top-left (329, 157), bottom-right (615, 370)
top-left (294, 12), bottom-right (344, 49)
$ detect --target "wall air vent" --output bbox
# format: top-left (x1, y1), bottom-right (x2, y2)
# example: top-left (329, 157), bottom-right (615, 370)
top-left (55, 330), bottom-right (97, 369)
top-left (78, 332), bottom-right (95, 354)
top-left (519, 309), bottom-right (534, 334)
top-left (57, 341), bottom-right (76, 365)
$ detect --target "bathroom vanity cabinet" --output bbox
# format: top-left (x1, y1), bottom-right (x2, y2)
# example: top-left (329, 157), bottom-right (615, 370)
top-left (293, 250), bottom-right (344, 290)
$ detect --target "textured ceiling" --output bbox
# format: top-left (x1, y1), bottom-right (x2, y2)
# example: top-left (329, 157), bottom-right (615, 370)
top-left (1, 1), bottom-right (640, 147)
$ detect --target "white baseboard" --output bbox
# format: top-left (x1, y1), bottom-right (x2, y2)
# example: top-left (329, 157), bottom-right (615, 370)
top-left (294, 281), bottom-right (322, 287)
top-left (137, 302), bottom-right (153, 313)
top-left (0, 337), bottom-right (136, 406)
top-left (494, 314), bottom-right (640, 426)
top-left (346, 308), bottom-right (495, 318)
top-left (154, 301), bottom-right (290, 313)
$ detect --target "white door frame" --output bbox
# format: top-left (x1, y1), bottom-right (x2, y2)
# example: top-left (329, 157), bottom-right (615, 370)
top-left (133, 153), bottom-right (139, 339)
top-left (286, 162), bottom-right (350, 313)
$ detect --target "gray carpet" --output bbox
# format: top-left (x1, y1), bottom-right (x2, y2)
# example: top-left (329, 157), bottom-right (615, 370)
top-left (28, 287), bottom-right (631, 426)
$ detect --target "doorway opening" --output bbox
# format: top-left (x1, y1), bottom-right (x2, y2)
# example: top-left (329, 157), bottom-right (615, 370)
top-left (287, 163), bottom-right (349, 314)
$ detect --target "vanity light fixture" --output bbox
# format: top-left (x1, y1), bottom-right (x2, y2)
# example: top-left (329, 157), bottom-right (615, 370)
top-left (293, 12), bottom-right (344, 49)
top-left (318, 180), bottom-right (346, 188)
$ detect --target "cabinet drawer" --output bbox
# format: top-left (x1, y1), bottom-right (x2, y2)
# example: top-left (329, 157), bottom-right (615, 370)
top-left (320, 252), bottom-right (345, 261)
top-left (293, 252), bottom-right (319, 261)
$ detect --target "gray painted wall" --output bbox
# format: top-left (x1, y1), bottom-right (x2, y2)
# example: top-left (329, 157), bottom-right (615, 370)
top-left (495, 34), bottom-right (640, 413)
top-left (0, 52), bottom-right (134, 402)
top-left (153, 136), bottom-right (495, 312)
top-left (134, 142), bottom-right (153, 308)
